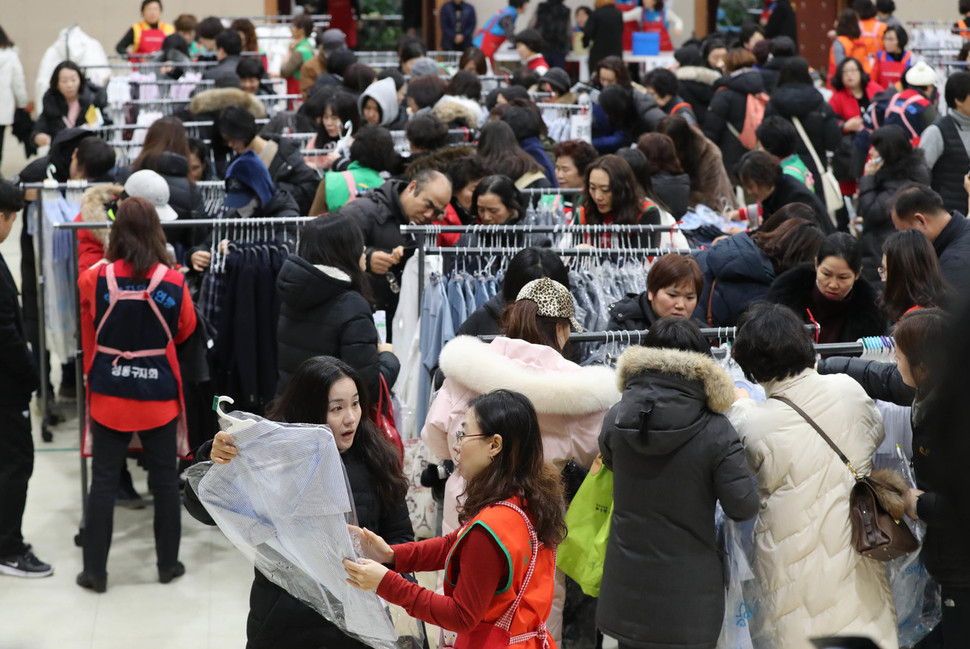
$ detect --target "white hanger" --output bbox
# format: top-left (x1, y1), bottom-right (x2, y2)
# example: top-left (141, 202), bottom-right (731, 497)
top-left (214, 395), bottom-right (257, 433)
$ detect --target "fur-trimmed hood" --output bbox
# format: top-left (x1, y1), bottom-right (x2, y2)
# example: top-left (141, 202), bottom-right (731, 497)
top-left (79, 184), bottom-right (124, 245)
top-left (189, 88), bottom-right (267, 118)
top-left (607, 345), bottom-right (735, 455)
top-left (675, 65), bottom-right (721, 85)
top-left (434, 95), bottom-right (483, 128)
top-left (438, 335), bottom-right (619, 415)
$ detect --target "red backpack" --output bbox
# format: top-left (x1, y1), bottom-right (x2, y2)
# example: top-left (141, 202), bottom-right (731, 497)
top-left (728, 92), bottom-right (770, 150)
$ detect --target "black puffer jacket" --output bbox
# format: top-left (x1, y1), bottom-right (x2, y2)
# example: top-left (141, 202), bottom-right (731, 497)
top-left (535, 0), bottom-right (571, 55)
top-left (703, 68), bottom-right (766, 177)
top-left (276, 255), bottom-right (400, 399)
top-left (693, 233), bottom-right (775, 326)
top-left (930, 213), bottom-right (970, 298)
top-left (183, 440), bottom-right (414, 649)
top-left (456, 292), bottom-right (505, 337)
top-left (598, 346), bottom-right (758, 649)
top-left (674, 65), bottom-right (721, 125)
top-left (766, 262), bottom-right (886, 343)
top-left (606, 292), bottom-right (657, 331)
top-left (651, 171), bottom-right (690, 219)
top-left (334, 180), bottom-right (415, 313)
top-left (761, 173), bottom-right (833, 234)
top-left (263, 135), bottom-right (321, 215)
top-left (765, 83), bottom-right (842, 202)
top-left (814, 359), bottom-right (970, 589)
top-left (759, 55), bottom-right (795, 93)
top-left (31, 82), bottom-right (108, 144)
top-left (856, 154), bottom-right (931, 284)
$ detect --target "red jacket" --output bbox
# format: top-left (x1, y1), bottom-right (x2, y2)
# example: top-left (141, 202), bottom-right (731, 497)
top-left (828, 82), bottom-right (883, 126)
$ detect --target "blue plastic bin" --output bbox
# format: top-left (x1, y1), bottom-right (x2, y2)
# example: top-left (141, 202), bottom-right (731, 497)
top-left (632, 32), bottom-right (660, 56)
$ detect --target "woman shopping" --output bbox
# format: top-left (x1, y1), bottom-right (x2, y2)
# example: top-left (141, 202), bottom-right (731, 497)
top-left (343, 388), bottom-right (566, 649)
top-left (76, 198), bottom-right (197, 593)
top-left (185, 356), bottom-right (413, 648)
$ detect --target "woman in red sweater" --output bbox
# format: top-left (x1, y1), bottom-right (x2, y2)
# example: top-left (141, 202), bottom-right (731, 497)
top-left (344, 389), bottom-right (566, 649)
top-left (76, 198), bottom-right (196, 593)
top-left (828, 56), bottom-right (883, 197)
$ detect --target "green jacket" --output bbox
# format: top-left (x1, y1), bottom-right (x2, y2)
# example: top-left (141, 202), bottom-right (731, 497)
top-left (324, 162), bottom-right (385, 212)
top-left (781, 154), bottom-right (815, 192)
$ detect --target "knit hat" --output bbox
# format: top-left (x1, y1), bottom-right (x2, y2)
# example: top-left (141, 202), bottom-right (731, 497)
top-left (321, 28), bottom-right (347, 53)
top-left (541, 68), bottom-right (571, 94)
top-left (224, 150), bottom-right (274, 208)
top-left (124, 170), bottom-right (178, 222)
top-left (904, 61), bottom-right (937, 87)
top-left (409, 57), bottom-right (441, 77)
top-left (218, 105), bottom-right (258, 144)
top-left (516, 278), bottom-right (582, 332)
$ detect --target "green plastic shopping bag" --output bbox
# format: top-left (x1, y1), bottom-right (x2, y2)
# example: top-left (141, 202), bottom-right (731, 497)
top-left (556, 455), bottom-right (613, 597)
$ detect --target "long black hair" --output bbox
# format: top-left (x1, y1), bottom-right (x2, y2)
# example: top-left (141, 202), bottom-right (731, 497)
top-left (267, 356), bottom-right (408, 511)
top-left (298, 214), bottom-right (374, 306)
top-left (582, 154), bottom-right (646, 225)
top-left (471, 175), bottom-right (525, 224)
top-left (880, 230), bottom-right (950, 322)
top-left (49, 60), bottom-right (86, 94)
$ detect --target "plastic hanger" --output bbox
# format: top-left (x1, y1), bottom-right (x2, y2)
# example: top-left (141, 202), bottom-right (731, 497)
top-left (214, 395), bottom-right (256, 433)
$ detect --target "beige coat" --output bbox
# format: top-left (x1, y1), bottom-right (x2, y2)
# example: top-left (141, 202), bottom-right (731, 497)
top-left (728, 369), bottom-right (898, 649)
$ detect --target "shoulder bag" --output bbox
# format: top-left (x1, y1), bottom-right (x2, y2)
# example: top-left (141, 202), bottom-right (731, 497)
top-left (791, 116), bottom-right (844, 226)
top-left (770, 395), bottom-right (919, 561)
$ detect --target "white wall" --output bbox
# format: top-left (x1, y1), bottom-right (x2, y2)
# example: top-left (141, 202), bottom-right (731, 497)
top-left (4, 0), bottom-right (264, 101)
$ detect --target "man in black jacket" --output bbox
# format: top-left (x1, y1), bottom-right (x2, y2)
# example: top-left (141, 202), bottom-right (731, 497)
top-left (734, 150), bottom-right (834, 233)
top-left (335, 171), bottom-right (453, 332)
top-left (891, 183), bottom-right (970, 301)
top-left (0, 181), bottom-right (51, 579)
top-left (217, 106), bottom-right (320, 215)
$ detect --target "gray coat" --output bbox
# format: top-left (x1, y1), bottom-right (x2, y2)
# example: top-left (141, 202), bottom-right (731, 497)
top-left (597, 346), bottom-right (758, 649)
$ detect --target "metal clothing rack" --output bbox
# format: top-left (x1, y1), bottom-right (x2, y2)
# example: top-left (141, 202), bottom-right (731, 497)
top-left (51, 215), bottom-right (317, 526)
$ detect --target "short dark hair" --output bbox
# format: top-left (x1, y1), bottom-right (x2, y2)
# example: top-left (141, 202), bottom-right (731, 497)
top-left (646, 253), bottom-right (703, 296)
top-left (752, 39), bottom-right (771, 66)
top-left (552, 140), bottom-right (598, 177)
top-left (893, 308), bottom-right (950, 392)
top-left (502, 246), bottom-right (570, 302)
top-left (236, 57), bottom-right (264, 80)
top-left (853, 0), bottom-right (877, 19)
top-left (0, 180), bottom-right (26, 213)
top-left (510, 0), bottom-right (529, 8)
top-left (196, 16), bottom-right (225, 40)
top-left (350, 125), bottom-right (398, 173)
top-left (769, 36), bottom-right (797, 57)
top-left (472, 175), bottom-right (526, 222)
top-left (216, 29), bottom-right (242, 56)
top-left (817, 231), bottom-right (863, 274)
top-left (756, 115), bottom-right (799, 158)
top-left (342, 63), bottom-right (377, 94)
top-left (830, 57), bottom-right (870, 92)
top-left (445, 70), bottom-right (482, 101)
top-left (733, 302), bottom-right (815, 383)
top-left (446, 155), bottom-right (493, 194)
top-left (875, 0), bottom-right (895, 13)
top-left (292, 14), bottom-right (315, 35)
top-left (737, 150), bottom-right (781, 188)
top-left (378, 68), bottom-right (406, 90)
top-left (777, 56), bottom-right (813, 87)
top-left (407, 74), bottom-right (447, 109)
top-left (885, 24), bottom-right (908, 49)
top-left (962, 0), bottom-right (970, 14)
top-left (399, 36), bottom-right (427, 63)
top-left (738, 22), bottom-right (765, 47)
top-left (837, 9), bottom-right (862, 38)
top-left (945, 71), bottom-right (970, 109)
top-left (643, 67), bottom-right (679, 98)
top-left (891, 183), bottom-right (947, 221)
top-left (643, 317), bottom-right (711, 354)
top-left (141, 0), bottom-right (161, 12)
top-left (510, 67), bottom-right (540, 89)
top-left (514, 29), bottom-right (543, 54)
top-left (75, 137), bottom-right (116, 179)
top-left (405, 113), bottom-right (449, 151)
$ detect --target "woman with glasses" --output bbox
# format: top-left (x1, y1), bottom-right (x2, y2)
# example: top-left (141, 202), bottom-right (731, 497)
top-left (344, 389), bottom-right (565, 649)
top-left (420, 277), bottom-right (619, 645)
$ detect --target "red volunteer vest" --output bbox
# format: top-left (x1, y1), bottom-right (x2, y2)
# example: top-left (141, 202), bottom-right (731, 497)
top-left (133, 21), bottom-right (174, 55)
top-left (445, 499), bottom-right (556, 649)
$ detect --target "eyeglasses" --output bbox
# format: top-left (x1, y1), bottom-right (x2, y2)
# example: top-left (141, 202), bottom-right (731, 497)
top-left (455, 431), bottom-right (489, 443)
top-left (877, 266), bottom-right (886, 281)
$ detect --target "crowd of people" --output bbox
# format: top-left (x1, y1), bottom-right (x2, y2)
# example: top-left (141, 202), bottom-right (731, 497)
top-left (1, 0), bottom-right (970, 648)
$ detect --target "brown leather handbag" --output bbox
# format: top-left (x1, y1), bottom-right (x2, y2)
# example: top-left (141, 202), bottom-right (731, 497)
top-left (771, 396), bottom-right (919, 561)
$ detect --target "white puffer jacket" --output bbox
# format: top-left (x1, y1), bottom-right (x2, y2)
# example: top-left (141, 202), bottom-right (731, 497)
top-left (0, 47), bottom-right (27, 125)
top-left (728, 369), bottom-right (898, 649)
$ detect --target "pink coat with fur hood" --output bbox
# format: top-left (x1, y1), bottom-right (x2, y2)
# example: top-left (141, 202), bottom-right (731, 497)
top-left (422, 335), bottom-right (620, 535)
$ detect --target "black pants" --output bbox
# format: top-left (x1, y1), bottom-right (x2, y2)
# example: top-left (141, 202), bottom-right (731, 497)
top-left (0, 404), bottom-right (33, 557)
top-left (942, 586), bottom-right (970, 649)
top-left (83, 418), bottom-right (181, 576)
